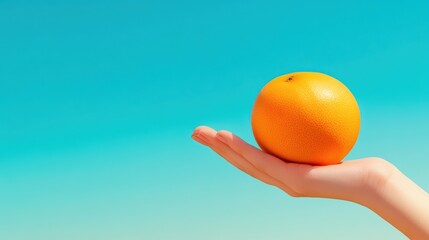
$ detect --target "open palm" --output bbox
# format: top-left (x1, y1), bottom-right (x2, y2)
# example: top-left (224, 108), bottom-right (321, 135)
top-left (191, 126), bottom-right (395, 205)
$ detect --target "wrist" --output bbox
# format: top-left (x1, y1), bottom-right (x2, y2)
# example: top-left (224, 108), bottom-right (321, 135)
top-left (354, 158), bottom-right (399, 206)
top-left (356, 159), bottom-right (429, 239)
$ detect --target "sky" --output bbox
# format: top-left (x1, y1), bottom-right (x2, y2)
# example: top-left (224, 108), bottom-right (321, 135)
top-left (0, 0), bottom-right (428, 239)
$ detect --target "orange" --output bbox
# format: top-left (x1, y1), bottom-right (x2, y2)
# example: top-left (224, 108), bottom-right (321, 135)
top-left (251, 72), bottom-right (360, 165)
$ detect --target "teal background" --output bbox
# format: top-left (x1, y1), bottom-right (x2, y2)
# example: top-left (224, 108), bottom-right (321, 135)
top-left (1, 0), bottom-right (428, 239)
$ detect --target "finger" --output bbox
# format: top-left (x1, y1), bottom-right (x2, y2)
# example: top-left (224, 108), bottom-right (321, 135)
top-left (191, 132), bottom-right (207, 145)
top-left (194, 126), bottom-right (280, 187)
top-left (195, 126), bottom-right (299, 196)
top-left (215, 130), bottom-right (306, 184)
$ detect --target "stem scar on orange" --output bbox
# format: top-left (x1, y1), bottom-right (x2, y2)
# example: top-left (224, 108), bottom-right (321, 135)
top-left (251, 72), bottom-right (360, 165)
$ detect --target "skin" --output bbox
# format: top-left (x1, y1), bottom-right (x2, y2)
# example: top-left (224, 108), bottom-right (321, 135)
top-left (191, 126), bottom-right (429, 239)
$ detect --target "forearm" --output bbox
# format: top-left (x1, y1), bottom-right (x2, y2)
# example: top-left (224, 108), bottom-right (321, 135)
top-left (362, 168), bottom-right (429, 239)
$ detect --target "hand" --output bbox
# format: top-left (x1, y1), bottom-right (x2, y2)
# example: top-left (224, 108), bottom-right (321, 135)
top-left (191, 126), bottom-right (429, 239)
top-left (191, 126), bottom-right (395, 204)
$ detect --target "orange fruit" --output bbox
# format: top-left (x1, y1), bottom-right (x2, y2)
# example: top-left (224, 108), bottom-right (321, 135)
top-left (251, 72), bottom-right (360, 165)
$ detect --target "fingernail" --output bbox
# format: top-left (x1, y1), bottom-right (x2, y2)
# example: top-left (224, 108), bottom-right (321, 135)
top-left (216, 133), bottom-right (227, 144)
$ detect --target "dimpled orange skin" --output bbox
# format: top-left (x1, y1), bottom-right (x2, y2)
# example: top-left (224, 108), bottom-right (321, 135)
top-left (251, 72), bottom-right (360, 165)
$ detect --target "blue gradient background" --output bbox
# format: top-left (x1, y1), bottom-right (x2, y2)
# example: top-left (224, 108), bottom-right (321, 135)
top-left (1, 0), bottom-right (428, 239)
